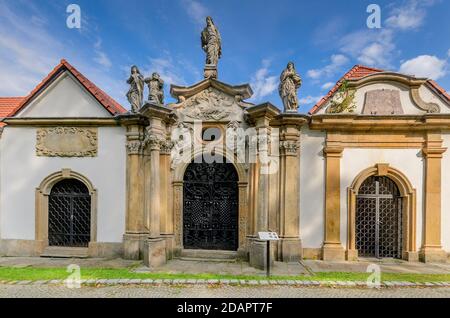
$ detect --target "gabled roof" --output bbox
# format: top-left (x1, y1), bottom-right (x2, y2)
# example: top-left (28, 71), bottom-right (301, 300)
top-left (308, 65), bottom-right (450, 115)
top-left (5, 59), bottom-right (127, 117)
top-left (308, 65), bottom-right (383, 115)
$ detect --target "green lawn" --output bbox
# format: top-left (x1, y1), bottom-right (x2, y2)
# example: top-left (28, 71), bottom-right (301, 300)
top-left (1, 267), bottom-right (450, 283)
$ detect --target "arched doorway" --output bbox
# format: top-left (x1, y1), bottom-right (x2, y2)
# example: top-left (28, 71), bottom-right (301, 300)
top-left (356, 176), bottom-right (402, 259)
top-left (183, 160), bottom-right (239, 251)
top-left (48, 179), bottom-right (91, 247)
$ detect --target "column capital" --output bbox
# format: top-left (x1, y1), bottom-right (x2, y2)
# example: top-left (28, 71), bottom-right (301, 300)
top-left (280, 140), bottom-right (299, 156)
top-left (323, 146), bottom-right (344, 158)
top-left (422, 147), bottom-right (447, 158)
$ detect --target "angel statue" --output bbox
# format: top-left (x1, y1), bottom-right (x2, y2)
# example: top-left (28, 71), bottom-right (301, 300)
top-left (126, 65), bottom-right (144, 112)
top-left (145, 72), bottom-right (164, 105)
top-left (279, 62), bottom-right (302, 112)
top-left (201, 16), bottom-right (222, 66)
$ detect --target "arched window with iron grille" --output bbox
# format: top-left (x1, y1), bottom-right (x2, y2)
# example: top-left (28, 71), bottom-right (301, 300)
top-left (48, 179), bottom-right (91, 247)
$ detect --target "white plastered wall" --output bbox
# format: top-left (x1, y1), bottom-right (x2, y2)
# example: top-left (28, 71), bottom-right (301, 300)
top-left (299, 127), bottom-right (325, 248)
top-left (441, 133), bottom-right (450, 251)
top-left (340, 148), bottom-right (424, 250)
top-left (15, 72), bottom-right (112, 118)
top-left (0, 126), bottom-right (126, 243)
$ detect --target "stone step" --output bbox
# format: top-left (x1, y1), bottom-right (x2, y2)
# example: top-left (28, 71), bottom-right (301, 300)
top-left (41, 247), bottom-right (89, 258)
top-left (179, 249), bottom-right (238, 261)
top-left (178, 257), bottom-right (237, 263)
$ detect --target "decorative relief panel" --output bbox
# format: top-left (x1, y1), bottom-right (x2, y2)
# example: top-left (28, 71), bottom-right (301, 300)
top-left (36, 127), bottom-right (98, 157)
top-left (173, 87), bottom-right (245, 122)
top-left (363, 89), bottom-right (404, 115)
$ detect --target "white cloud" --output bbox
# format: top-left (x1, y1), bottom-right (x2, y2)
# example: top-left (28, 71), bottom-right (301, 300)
top-left (249, 59), bottom-right (278, 101)
top-left (144, 55), bottom-right (187, 87)
top-left (399, 55), bottom-right (447, 80)
top-left (447, 49), bottom-right (450, 58)
top-left (182, 0), bottom-right (209, 26)
top-left (386, 1), bottom-right (427, 30)
top-left (93, 39), bottom-right (112, 68)
top-left (299, 95), bottom-right (322, 105)
top-left (321, 82), bottom-right (335, 91)
top-left (307, 54), bottom-right (349, 80)
top-left (340, 29), bottom-right (395, 68)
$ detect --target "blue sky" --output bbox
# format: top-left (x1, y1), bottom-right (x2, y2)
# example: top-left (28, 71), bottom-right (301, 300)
top-left (0, 0), bottom-right (449, 113)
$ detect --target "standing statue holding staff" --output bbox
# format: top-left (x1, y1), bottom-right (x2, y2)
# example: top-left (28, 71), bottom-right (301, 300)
top-left (126, 65), bottom-right (144, 112)
top-left (279, 62), bottom-right (302, 112)
top-left (145, 72), bottom-right (164, 105)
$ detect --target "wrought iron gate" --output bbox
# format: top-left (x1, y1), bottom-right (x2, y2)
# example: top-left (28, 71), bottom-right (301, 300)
top-left (48, 179), bottom-right (91, 247)
top-left (183, 161), bottom-right (239, 251)
top-left (356, 176), bottom-right (402, 259)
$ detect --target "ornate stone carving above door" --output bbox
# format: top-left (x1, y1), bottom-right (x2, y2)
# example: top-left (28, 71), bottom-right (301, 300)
top-left (36, 127), bottom-right (98, 157)
top-left (173, 87), bottom-right (245, 122)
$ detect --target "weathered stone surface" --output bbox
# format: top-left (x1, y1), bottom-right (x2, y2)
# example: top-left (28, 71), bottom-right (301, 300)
top-left (36, 127), bottom-right (97, 157)
top-left (363, 89), bottom-right (404, 115)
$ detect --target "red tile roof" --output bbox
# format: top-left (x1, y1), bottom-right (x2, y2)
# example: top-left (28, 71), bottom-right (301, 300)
top-left (0, 97), bottom-right (25, 117)
top-left (6, 59), bottom-right (127, 117)
top-left (308, 65), bottom-right (450, 114)
top-left (308, 65), bottom-right (384, 114)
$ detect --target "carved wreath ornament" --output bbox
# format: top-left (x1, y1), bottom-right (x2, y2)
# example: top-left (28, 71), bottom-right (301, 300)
top-left (36, 127), bottom-right (98, 157)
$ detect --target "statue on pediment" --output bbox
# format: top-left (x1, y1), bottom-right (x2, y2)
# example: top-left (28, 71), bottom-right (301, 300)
top-left (145, 72), bottom-right (164, 105)
top-left (201, 16), bottom-right (222, 67)
top-left (279, 62), bottom-right (302, 112)
top-left (126, 65), bottom-right (144, 112)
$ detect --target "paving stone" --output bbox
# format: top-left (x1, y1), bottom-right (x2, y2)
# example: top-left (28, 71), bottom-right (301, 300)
top-left (207, 279), bottom-right (219, 284)
top-left (153, 279), bottom-right (163, 284)
top-left (17, 281), bottom-right (32, 285)
top-left (424, 282), bottom-right (435, 287)
top-left (259, 280), bottom-right (269, 285)
top-left (127, 279), bottom-right (142, 284)
top-left (248, 280), bottom-right (258, 285)
top-left (84, 279), bottom-right (96, 284)
top-left (117, 279), bottom-right (130, 284)
top-left (229, 279), bottom-right (239, 285)
top-left (287, 280), bottom-right (296, 285)
top-left (105, 279), bottom-right (119, 285)
top-left (239, 280), bottom-right (247, 285)
top-left (96, 279), bottom-right (107, 284)
top-left (141, 279), bottom-right (154, 284)
top-left (186, 279), bottom-right (197, 284)
top-left (219, 279), bottom-right (230, 284)
top-left (48, 280), bottom-right (61, 284)
top-left (162, 279), bottom-right (173, 284)
top-left (196, 279), bottom-right (206, 284)
top-left (278, 280), bottom-right (288, 285)
top-left (32, 280), bottom-right (49, 285)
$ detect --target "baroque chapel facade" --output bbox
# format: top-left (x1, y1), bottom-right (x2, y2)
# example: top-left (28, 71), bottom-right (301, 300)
top-left (1, 20), bottom-right (450, 268)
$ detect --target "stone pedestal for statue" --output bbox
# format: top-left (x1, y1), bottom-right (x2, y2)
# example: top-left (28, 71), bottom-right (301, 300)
top-left (204, 64), bottom-right (218, 79)
top-left (123, 233), bottom-right (147, 260)
top-left (143, 237), bottom-right (167, 268)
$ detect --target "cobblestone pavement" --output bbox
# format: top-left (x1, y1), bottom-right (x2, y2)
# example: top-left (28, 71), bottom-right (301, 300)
top-left (1, 284), bottom-right (450, 298)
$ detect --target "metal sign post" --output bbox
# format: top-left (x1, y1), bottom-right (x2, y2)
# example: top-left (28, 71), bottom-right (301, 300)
top-left (258, 232), bottom-right (280, 278)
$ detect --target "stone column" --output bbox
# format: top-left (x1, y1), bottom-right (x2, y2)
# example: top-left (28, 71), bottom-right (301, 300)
top-left (420, 132), bottom-right (447, 263)
top-left (160, 141), bottom-right (174, 259)
top-left (246, 103), bottom-right (280, 269)
top-left (140, 103), bottom-right (172, 268)
top-left (322, 143), bottom-right (345, 261)
top-left (119, 114), bottom-right (149, 260)
top-left (278, 115), bottom-right (306, 262)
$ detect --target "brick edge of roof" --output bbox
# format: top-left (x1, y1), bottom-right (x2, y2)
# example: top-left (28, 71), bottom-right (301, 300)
top-left (5, 59), bottom-right (127, 117)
